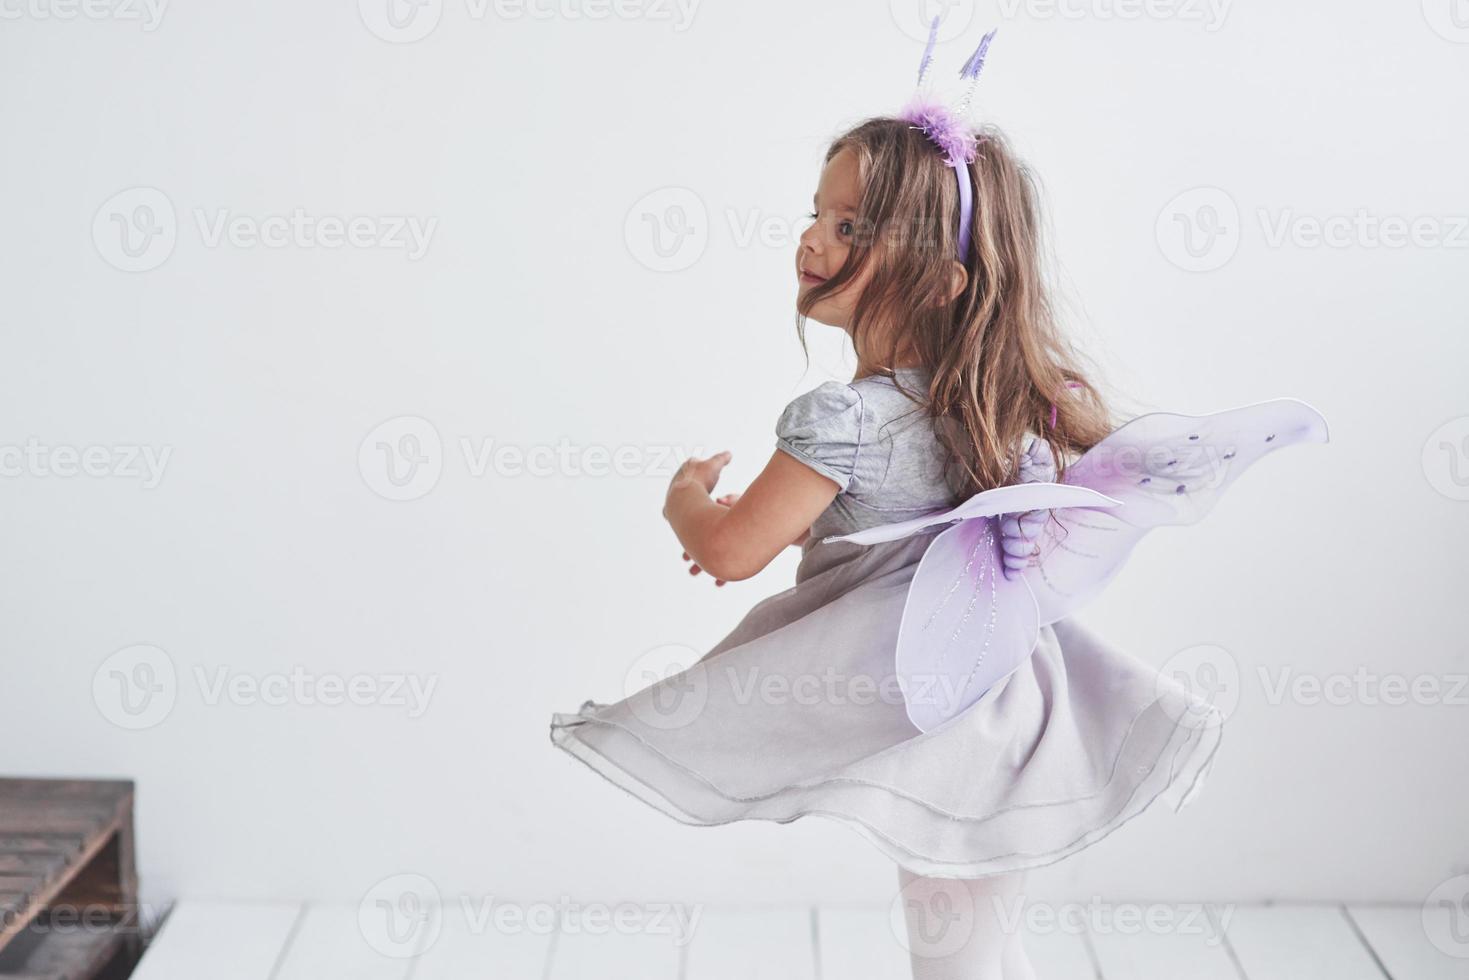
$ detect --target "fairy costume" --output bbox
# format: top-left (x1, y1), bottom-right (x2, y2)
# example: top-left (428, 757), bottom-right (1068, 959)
top-left (548, 24), bottom-right (1328, 877)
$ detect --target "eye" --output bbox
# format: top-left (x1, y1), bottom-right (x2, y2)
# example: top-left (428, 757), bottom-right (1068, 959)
top-left (837, 220), bottom-right (854, 236)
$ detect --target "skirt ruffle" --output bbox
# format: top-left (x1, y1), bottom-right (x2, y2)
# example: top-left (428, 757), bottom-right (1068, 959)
top-left (549, 534), bottom-right (1222, 878)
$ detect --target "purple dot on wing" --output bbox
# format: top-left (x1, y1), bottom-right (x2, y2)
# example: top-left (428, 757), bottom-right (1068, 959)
top-left (1223, 450), bottom-right (1236, 459)
top-left (1175, 484), bottom-right (1187, 494)
top-left (1139, 477), bottom-right (1151, 484)
top-left (1188, 434), bottom-right (1200, 440)
top-left (1265, 434), bottom-right (1276, 442)
top-left (1166, 459), bottom-right (1177, 466)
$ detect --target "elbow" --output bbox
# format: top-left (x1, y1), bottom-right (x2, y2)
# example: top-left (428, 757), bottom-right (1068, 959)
top-left (697, 528), bottom-right (769, 583)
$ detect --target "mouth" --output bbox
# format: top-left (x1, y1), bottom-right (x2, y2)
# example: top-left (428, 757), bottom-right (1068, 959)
top-left (799, 269), bottom-right (828, 286)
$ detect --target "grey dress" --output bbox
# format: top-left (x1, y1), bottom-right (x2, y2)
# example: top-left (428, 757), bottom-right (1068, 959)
top-left (549, 367), bottom-right (1221, 877)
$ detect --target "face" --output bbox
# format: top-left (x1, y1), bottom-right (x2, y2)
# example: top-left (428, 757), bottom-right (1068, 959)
top-left (795, 147), bottom-right (874, 330)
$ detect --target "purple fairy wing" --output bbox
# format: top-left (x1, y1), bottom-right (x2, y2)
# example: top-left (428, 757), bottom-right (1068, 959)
top-left (822, 483), bottom-right (1118, 548)
top-left (1024, 398), bottom-right (1329, 625)
top-left (892, 515), bottom-right (1038, 732)
top-left (819, 398), bottom-right (1326, 732)
top-left (824, 484), bottom-right (1120, 733)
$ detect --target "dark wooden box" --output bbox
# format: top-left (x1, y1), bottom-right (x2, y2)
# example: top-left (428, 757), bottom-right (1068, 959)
top-left (0, 780), bottom-right (141, 980)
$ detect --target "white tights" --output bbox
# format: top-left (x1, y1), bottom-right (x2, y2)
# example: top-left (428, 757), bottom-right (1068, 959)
top-left (897, 866), bottom-right (1036, 980)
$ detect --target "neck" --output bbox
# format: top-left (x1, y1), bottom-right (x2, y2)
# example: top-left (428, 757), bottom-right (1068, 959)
top-left (852, 353), bottom-right (925, 382)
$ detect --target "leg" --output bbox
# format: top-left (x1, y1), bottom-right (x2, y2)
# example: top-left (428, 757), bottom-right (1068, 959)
top-left (1001, 919), bottom-right (1037, 980)
top-left (897, 865), bottom-right (1032, 980)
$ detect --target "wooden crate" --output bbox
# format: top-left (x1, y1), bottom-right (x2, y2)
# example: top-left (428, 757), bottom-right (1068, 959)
top-left (0, 779), bottom-right (140, 980)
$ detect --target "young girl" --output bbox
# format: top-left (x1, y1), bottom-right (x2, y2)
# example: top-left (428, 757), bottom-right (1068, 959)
top-left (551, 28), bottom-right (1247, 979)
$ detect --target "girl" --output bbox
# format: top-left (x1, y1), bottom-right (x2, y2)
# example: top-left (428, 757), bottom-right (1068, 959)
top-left (551, 29), bottom-right (1230, 980)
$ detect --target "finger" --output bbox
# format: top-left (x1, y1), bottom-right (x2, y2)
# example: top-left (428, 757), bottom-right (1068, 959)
top-left (1002, 550), bottom-right (1031, 577)
top-left (1001, 535), bottom-right (1035, 558)
top-left (1018, 517), bottom-right (1048, 541)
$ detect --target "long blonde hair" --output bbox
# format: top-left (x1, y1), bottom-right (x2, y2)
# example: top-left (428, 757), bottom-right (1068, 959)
top-left (796, 117), bottom-right (1113, 496)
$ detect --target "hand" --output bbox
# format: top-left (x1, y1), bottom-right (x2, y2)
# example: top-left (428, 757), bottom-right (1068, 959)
top-left (672, 450), bottom-right (732, 494)
top-left (1000, 436), bottom-right (1057, 580)
top-left (663, 450), bottom-right (732, 519)
top-left (682, 491), bottom-right (741, 587)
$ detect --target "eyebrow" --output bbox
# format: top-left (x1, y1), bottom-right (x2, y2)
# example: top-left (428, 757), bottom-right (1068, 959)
top-left (812, 193), bottom-right (856, 212)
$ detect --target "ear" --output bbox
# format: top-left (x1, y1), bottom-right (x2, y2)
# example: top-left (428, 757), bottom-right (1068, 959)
top-left (945, 259), bottom-right (969, 305)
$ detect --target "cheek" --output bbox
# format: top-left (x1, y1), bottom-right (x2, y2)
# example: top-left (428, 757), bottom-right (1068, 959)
top-left (833, 254), bottom-right (873, 304)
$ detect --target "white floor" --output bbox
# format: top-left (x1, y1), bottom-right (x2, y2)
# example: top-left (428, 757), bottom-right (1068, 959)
top-left (127, 900), bottom-right (1467, 979)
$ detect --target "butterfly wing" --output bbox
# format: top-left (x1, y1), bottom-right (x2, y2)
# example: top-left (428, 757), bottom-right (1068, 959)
top-left (864, 485), bottom-right (1120, 732)
top-left (1024, 398), bottom-right (1330, 625)
top-left (823, 398), bottom-right (1326, 731)
top-left (822, 483), bottom-right (1118, 547)
top-left (894, 515), bottom-right (1040, 732)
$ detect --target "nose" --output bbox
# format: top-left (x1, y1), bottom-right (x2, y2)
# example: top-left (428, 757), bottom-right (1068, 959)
top-left (798, 218), bottom-right (822, 255)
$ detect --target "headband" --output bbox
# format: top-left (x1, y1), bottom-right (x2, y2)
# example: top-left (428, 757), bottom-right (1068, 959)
top-left (897, 19), bottom-right (997, 265)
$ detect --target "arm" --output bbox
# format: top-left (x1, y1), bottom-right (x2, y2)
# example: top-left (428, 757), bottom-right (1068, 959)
top-left (663, 449), bottom-right (840, 583)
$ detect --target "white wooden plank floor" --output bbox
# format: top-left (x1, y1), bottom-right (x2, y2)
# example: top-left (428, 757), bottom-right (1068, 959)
top-left (129, 900), bottom-right (1469, 979)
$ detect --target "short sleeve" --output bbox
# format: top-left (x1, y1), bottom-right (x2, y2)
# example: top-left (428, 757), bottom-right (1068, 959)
top-left (774, 381), bottom-right (865, 491)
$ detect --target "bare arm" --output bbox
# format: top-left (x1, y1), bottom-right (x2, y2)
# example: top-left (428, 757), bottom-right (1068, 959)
top-left (663, 449), bottom-right (840, 583)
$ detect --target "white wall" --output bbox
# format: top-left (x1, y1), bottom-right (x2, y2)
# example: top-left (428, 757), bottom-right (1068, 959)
top-left (1, 0), bottom-right (1465, 914)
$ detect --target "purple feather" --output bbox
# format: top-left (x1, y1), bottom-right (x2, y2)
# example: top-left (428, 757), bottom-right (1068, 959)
top-left (959, 28), bottom-right (998, 80)
top-left (915, 15), bottom-right (940, 87)
top-left (899, 95), bottom-right (978, 166)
